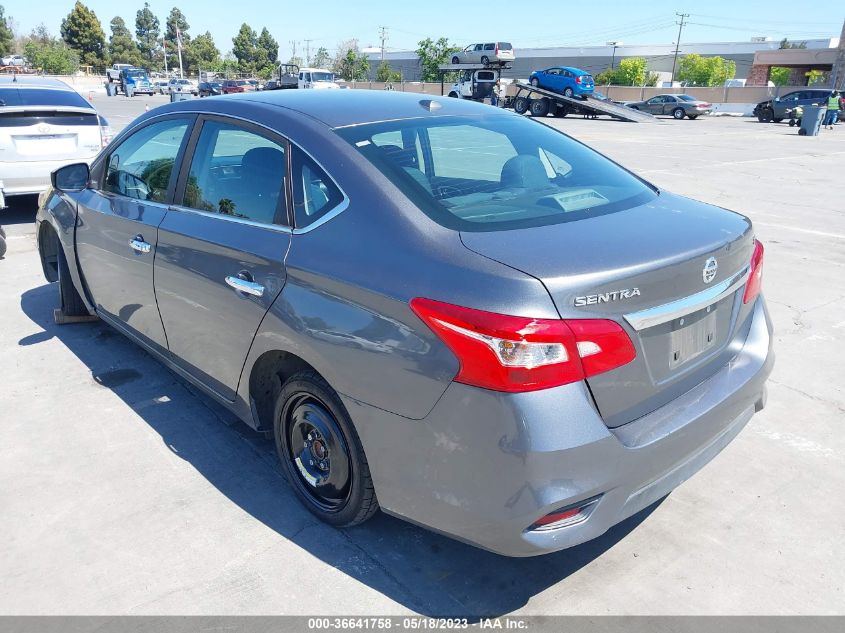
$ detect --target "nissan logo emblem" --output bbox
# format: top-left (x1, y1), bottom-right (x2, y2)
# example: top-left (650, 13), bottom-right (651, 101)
top-left (703, 257), bottom-right (718, 284)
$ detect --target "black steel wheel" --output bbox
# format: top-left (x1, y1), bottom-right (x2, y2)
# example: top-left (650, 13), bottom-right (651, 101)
top-left (274, 370), bottom-right (378, 526)
top-left (513, 96), bottom-right (529, 114)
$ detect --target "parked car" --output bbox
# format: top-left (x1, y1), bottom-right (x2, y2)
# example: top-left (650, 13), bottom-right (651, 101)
top-left (247, 79), bottom-right (262, 91)
top-left (198, 81), bottom-right (223, 97)
top-left (222, 79), bottom-right (252, 94)
top-left (1, 54), bottom-right (26, 67)
top-left (753, 89), bottom-right (834, 123)
top-left (36, 91), bottom-right (772, 557)
top-left (153, 80), bottom-right (170, 94)
top-left (0, 76), bottom-right (110, 206)
top-left (627, 94), bottom-right (711, 119)
top-left (529, 66), bottom-right (595, 98)
top-left (168, 78), bottom-right (198, 95)
top-left (450, 42), bottom-right (515, 65)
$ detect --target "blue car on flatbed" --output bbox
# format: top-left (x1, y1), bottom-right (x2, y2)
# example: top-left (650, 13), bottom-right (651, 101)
top-left (529, 66), bottom-right (595, 98)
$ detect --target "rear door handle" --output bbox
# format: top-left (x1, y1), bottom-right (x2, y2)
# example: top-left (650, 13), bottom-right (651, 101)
top-left (129, 235), bottom-right (151, 253)
top-left (225, 273), bottom-right (265, 297)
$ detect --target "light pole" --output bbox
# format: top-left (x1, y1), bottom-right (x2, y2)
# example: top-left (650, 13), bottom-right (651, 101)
top-left (606, 41), bottom-right (623, 70)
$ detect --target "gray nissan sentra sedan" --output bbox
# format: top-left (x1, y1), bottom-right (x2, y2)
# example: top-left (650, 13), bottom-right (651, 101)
top-left (36, 90), bottom-right (773, 556)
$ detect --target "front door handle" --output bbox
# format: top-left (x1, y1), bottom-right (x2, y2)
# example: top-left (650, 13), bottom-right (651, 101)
top-left (129, 235), bottom-right (151, 253)
top-left (225, 272), bottom-right (264, 297)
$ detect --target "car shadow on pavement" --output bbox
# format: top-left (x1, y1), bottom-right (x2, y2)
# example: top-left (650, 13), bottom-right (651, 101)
top-left (20, 282), bottom-right (662, 618)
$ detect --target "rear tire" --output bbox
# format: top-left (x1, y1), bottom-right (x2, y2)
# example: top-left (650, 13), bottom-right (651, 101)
top-left (563, 87), bottom-right (574, 98)
top-left (529, 98), bottom-right (549, 117)
top-left (451, 56), bottom-right (459, 64)
top-left (513, 96), bottom-right (529, 114)
top-left (688, 114), bottom-right (698, 120)
top-left (672, 107), bottom-right (685, 120)
top-left (448, 92), bottom-right (459, 98)
top-left (57, 246), bottom-right (88, 316)
top-left (274, 370), bottom-right (378, 527)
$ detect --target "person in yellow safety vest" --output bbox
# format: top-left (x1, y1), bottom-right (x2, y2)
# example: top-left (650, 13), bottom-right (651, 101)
top-left (824, 91), bottom-right (840, 129)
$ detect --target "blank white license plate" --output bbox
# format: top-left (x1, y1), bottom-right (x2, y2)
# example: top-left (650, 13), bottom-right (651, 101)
top-left (669, 310), bottom-right (717, 368)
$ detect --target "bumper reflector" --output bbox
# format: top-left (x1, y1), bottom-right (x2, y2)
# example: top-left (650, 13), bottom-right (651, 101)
top-left (528, 497), bottom-right (600, 532)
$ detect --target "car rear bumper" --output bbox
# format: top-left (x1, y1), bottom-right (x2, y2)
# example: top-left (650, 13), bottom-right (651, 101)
top-left (1, 156), bottom-right (97, 197)
top-left (342, 297), bottom-right (773, 557)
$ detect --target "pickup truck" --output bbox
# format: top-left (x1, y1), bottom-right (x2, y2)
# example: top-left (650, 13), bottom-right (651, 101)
top-left (106, 64), bottom-right (133, 83)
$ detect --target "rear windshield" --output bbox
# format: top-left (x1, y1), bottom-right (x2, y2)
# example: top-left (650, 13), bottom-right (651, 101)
top-left (336, 115), bottom-right (656, 232)
top-left (677, 94), bottom-right (698, 101)
top-left (0, 110), bottom-right (98, 127)
top-left (498, 42), bottom-right (513, 50)
top-left (0, 87), bottom-right (91, 109)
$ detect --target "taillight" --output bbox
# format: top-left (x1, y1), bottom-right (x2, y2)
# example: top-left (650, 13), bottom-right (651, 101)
top-left (98, 116), bottom-right (112, 148)
top-left (576, 76), bottom-right (583, 84)
top-left (494, 45), bottom-right (499, 55)
top-left (528, 497), bottom-right (600, 532)
top-left (743, 240), bottom-right (765, 304)
top-left (409, 298), bottom-right (636, 393)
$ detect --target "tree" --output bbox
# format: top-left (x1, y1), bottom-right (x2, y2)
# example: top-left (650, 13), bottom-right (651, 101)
top-left (257, 27), bottom-right (278, 66)
top-left (770, 67), bottom-right (791, 86)
top-left (60, 1), bottom-right (106, 68)
top-left (677, 54), bottom-right (736, 87)
top-left (376, 60), bottom-right (400, 82)
top-left (312, 46), bottom-right (330, 69)
top-left (595, 57), bottom-right (651, 86)
top-left (333, 40), bottom-right (369, 81)
top-left (416, 37), bottom-right (459, 82)
top-left (188, 31), bottom-right (220, 74)
top-left (232, 23), bottom-right (258, 73)
top-left (24, 37), bottom-right (79, 74)
top-left (135, 2), bottom-right (161, 66)
top-left (779, 38), bottom-right (807, 49)
top-left (108, 16), bottom-right (142, 67)
top-left (165, 7), bottom-right (190, 48)
top-left (0, 5), bottom-right (14, 57)
top-left (30, 23), bottom-right (53, 45)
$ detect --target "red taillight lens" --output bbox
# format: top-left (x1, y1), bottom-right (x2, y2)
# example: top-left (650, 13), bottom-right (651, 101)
top-left (743, 240), bottom-right (765, 304)
top-left (409, 298), bottom-right (636, 393)
top-left (528, 497), bottom-right (600, 531)
top-left (576, 76), bottom-right (583, 84)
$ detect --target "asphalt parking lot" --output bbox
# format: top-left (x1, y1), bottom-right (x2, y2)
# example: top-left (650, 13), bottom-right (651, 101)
top-left (1, 96), bottom-right (843, 616)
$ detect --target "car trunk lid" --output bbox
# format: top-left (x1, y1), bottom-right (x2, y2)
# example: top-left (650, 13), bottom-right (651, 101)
top-left (0, 106), bottom-right (102, 162)
top-left (460, 192), bottom-right (756, 427)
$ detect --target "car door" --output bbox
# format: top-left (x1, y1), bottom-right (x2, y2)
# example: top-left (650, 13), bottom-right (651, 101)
top-left (643, 96), bottom-right (661, 114)
top-left (660, 95), bottom-right (676, 115)
top-left (74, 115), bottom-right (194, 352)
top-left (153, 116), bottom-right (292, 400)
top-left (543, 68), bottom-right (560, 91)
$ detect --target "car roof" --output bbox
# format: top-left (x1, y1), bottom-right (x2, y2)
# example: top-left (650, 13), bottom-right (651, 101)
top-left (158, 89), bottom-right (512, 129)
top-left (0, 76), bottom-right (75, 90)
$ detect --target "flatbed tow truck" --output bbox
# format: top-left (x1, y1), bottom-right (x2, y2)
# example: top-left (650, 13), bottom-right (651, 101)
top-left (509, 81), bottom-right (657, 122)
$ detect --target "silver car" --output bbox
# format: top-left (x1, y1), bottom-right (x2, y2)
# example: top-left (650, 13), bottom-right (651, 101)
top-left (627, 94), bottom-right (712, 119)
top-left (0, 76), bottom-right (110, 207)
top-left (37, 91), bottom-right (771, 556)
top-left (451, 42), bottom-right (515, 65)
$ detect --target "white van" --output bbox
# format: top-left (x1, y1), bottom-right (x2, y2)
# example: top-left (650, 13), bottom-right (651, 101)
top-left (298, 68), bottom-right (339, 90)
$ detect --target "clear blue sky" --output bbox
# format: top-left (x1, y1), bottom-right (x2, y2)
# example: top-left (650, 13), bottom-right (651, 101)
top-left (3, 0), bottom-right (842, 61)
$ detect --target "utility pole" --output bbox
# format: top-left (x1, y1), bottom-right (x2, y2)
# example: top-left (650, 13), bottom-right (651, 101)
top-left (290, 40), bottom-right (298, 63)
top-left (671, 13), bottom-right (689, 84)
top-left (607, 40), bottom-right (623, 70)
top-left (304, 39), bottom-right (312, 65)
top-left (379, 26), bottom-right (388, 64)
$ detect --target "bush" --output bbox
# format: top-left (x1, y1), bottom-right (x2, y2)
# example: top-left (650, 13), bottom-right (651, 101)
top-left (24, 39), bottom-right (80, 74)
top-left (594, 57), bottom-right (652, 86)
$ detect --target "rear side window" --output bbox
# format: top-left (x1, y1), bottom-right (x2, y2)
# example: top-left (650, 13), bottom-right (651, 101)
top-left (182, 120), bottom-right (287, 225)
top-left (291, 147), bottom-right (344, 229)
top-left (484, 44), bottom-right (495, 50)
top-left (478, 71), bottom-right (495, 81)
top-left (0, 87), bottom-right (91, 108)
top-left (104, 118), bottom-right (190, 202)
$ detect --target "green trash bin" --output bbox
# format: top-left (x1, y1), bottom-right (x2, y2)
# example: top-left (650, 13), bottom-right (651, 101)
top-left (798, 105), bottom-right (825, 136)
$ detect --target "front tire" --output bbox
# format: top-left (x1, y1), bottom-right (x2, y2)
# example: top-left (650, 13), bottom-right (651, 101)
top-left (530, 77), bottom-right (539, 87)
top-left (673, 107), bottom-right (685, 120)
top-left (57, 246), bottom-right (88, 316)
top-left (0, 235), bottom-right (6, 259)
top-left (513, 95), bottom-right (529, 114)
top-left (481, 55), bottom-right (490, 65)
top-left (274, 371), bottom-right (378, 527)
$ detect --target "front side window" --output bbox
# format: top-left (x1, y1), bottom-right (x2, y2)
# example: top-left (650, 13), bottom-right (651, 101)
top-left (104, 118), bottom-right (190, 202)
top-left (182, 120), bottom-right (287, 225)
top-left (337, 115), bottom-right (656, 232)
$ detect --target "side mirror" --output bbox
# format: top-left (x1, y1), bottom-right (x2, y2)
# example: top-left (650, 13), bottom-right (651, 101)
top-left (51, 162), bottom-right (90, 192)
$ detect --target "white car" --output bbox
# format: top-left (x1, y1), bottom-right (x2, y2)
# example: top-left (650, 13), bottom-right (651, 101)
top-left (153, 80), bottom-right (170, 94)
top-left (0, 76), bottom-right (110, 206)
top-left (168, 78), bottom-right (198, 95)
top-left (1, 54), bottom-right (26, 67)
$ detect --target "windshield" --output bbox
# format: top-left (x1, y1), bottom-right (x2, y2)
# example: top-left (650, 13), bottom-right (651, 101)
top-left (0, 87), bottom-right (91, 109)
top-left (126, 70), bottom-right (147, 78)
top-left (312, 72), bottom-right (334, 82)
top-left (336, 115), bottom-right (656, 232)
